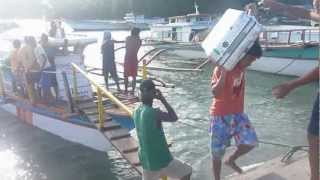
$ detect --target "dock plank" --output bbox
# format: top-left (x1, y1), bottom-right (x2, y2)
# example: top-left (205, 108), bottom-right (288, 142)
top-left (104, 128), bottom-right (130, 140)
top-left (81, 105), bottom-right (98, 111)
top-left (96, 121), bottom-right (121, 131)
top-left (91, 116), bottom-right (113, 123)
top-left (123, 151), bottom-right (140, 166)
top-left (78, 102), bottom-right (97, 110)
top-left (77, 92), bottom-right (143, 175)
top-left (105, 107), bottom-right (131, 117)
top-left (76, 97), bottom-right (95, 104)
top-left (112, 137), bottom-right (139, 153)
top-left (83, 110), bottom-right (99, 116)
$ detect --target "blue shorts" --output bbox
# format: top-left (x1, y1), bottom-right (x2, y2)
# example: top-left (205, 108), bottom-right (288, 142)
top-left (308, 95), bottom-right (319, 136)
top-left (209, 113), bottom-right (258, 160)
top-left (26, 72), bottom-right (41, 84)
top-left (39, 67), bottom-right (57, 89)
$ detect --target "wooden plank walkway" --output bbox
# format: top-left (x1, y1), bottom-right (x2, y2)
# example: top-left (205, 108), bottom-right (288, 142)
top-left (76, 92), bottom-right (143, 175)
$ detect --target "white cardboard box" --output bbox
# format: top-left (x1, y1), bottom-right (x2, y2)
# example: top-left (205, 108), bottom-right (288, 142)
top-left (202, 9), bottom-right (263, 70)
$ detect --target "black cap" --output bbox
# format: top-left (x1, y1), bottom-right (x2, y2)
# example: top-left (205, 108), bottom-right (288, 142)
top-left (247, 40), bottom-right (262, 58)
top-left (140, 79), bottom-right (155, 92)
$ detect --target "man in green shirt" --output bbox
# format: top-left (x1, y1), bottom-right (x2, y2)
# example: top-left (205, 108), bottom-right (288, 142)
top-left (133, 79), bottom-right (192, 180)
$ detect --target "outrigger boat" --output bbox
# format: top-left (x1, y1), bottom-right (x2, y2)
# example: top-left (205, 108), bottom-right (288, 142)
top-left (0, 36), bottom-right (167, 176)
top-left (147, 25), bottom-right (319, 76)
top-left (0, 37), bottom-right (120, 152)
top-left (149, 3), bottom-right (215, 43)
top-left (249, 26), bottom-right (319, 76)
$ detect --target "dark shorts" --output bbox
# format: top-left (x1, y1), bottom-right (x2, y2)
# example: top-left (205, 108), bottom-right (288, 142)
top-left (39, 67), bottom-right (57, 89)
top-left (26, 72), bottom-right (41, 84)
top-left (308, 95), bottom-right (319, 136)
top-left (103, 61), bottom-right (118, 80)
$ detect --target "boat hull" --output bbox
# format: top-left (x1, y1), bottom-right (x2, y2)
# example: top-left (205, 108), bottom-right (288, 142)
top-left (0, 102), bottom-right (113, 152)
top-left (64, 20), bottom-right (149, 31)
top-left (249, 56), bottom-right (318, 76)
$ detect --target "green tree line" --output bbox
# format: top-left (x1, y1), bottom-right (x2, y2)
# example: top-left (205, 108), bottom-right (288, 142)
top-left (0, 0), bottom-right (311, 19)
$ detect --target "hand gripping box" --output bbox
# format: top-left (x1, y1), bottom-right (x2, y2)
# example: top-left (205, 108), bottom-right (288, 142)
top-left (202, 9), bottom-right (263, 70)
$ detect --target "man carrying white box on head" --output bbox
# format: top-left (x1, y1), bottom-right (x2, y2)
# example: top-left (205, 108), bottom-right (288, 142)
top-left (201, 8), bottom-right (263, 180)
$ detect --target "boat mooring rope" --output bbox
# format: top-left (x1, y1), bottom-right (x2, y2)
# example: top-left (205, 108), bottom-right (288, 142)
top-left (174, 118), bottom-right (308, 151)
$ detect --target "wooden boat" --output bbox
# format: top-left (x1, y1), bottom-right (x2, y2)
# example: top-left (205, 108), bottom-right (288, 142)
top-left (0, 37), bottom-right (138, 151)
top-left (249, 26), bottom-right (319, 76)
top-left (0, 35), bottom-right (184, 178)
top-left (149, 25), bottom-right (319, 76)
top-left (63, 20), bottom-right (134, 31)
top-left (149, 3), bottom-right (215, 43)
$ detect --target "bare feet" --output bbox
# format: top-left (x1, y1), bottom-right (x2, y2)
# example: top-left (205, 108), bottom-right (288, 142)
top-left (225, 159), bottom-right (243, 174)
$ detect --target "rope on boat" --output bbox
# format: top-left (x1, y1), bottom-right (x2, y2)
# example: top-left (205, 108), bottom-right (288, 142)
top-left (195, 59), bottom-right (210, 70)
top-left (175, 118), bottom-right (308, 154)
top-left (280, 146), bottom-right (308, 163)
top-left (144, 49), bottom-right (168, 66)
top-left (114, 46), bottom-right (125, 52)
top-left (274, 58), bottom-right (297, 75)
top-left (138, 47), bottom-right (159, 63)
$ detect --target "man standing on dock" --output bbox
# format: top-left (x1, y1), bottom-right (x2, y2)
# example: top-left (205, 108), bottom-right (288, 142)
top-left (209, 41), bottom-right (262, 180)
top-left (133, 79), bottom-right (192, 180)
top-left (255, 1), bottom-right (320, 180)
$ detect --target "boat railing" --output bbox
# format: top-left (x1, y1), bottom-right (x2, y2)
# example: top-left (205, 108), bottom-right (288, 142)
top-left (150, 30), bottom-right (197, 42)
top-left (0, 62), bottom-right (169, 179)
top-left (0, 65), bottom-right (59, 100)
top-left (260, 28), bottom-right (320, 47)
top-left (71, 63), bottom-right (133, 127)
top-left (71, 63), bottom-right (169, 180)
top-left (0, 62), bottom-right (96, 115)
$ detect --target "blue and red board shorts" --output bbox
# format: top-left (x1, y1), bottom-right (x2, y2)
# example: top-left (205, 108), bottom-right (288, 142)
top-left (209, 113), bottom-right (258, 160)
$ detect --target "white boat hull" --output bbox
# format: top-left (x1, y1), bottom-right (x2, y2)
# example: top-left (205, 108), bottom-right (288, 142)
top-left (249, 56), bottom-right (318, 77)
top-left (0, 103), bottom-right (113, 152)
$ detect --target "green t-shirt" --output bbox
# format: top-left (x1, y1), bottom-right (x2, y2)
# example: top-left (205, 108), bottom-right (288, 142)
top-left (133, 104), bottom-right (173, 171)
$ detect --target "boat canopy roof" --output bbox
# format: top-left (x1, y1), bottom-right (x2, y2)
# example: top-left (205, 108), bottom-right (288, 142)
top-left (186, 13), bottom-right (212, 17)
top-left (264, 25), bottom-right (318, 31)
top-left (48, 37), bottom-right (97, 47)
top-left (151, 22), bottom-right (212, 29)
top-left (169, 13), bottom-right (211, 19)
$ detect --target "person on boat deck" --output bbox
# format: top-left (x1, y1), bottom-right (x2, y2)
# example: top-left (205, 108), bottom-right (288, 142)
top-left (49, 21), bottom-right (57, 38)
top-left (36, 34), bottom-right (56, 102)
top-left (55, 20), bottom-right (66, 39)
top-left (19, 36), bottom-right (41, 102)
top-left (254, 1), bottom-right (320, 180)
top-left (124, 27), bottom-right (141, 94)
top-left (133, 79), bottom-right (192, 180)
top-left (40, 34), bottom-right (59, 99)
top-left (101, 31), bottom-right (121, 91)
top-left (210, 41), bottom-right (262, 180)
top-left (9, 39), bottom-right (21, 92)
